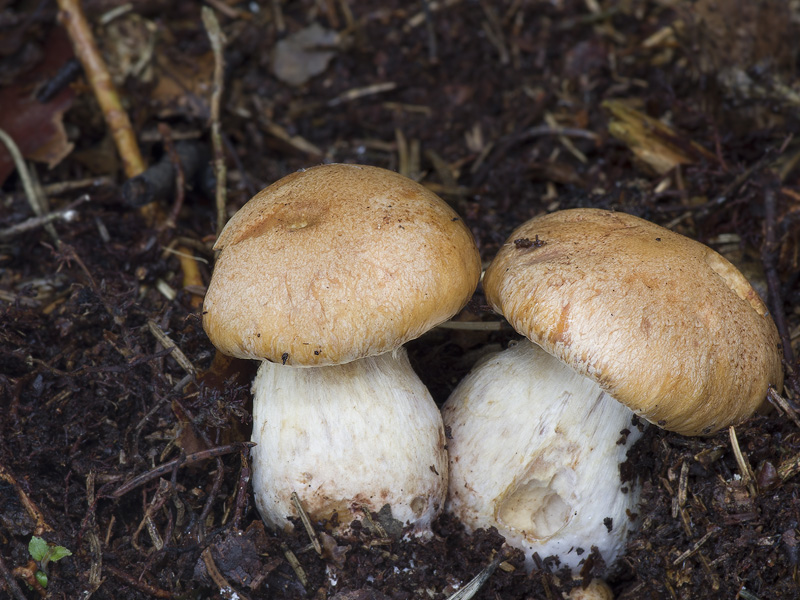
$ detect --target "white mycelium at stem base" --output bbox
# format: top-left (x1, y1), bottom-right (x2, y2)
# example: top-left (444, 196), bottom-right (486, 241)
top-left (443, 340), bottom-right (643, 572)
top-left (251, 349), bottom-right (448, 534)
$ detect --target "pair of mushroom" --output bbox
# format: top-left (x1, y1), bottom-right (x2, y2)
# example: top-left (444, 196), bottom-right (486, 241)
top-left (202, 164), bottom-right (783, 575)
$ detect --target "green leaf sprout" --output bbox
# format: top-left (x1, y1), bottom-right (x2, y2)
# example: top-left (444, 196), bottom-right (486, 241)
top-left (27, 536), bottom-right (72, 589)
top-left (27, 536), bottom-right (48, 562)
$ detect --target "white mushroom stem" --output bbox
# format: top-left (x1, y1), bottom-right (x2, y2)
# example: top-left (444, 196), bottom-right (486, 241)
top-left (442, 339), bottom-right (644, 573)
top-left (250, 348), bottom-right (448, 535)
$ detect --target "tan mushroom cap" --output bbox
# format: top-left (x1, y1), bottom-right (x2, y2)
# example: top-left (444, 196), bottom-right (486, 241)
top-left (203, 164), bottom-right (481, 366)
top-left (483, 208), bottom-right (783, 436)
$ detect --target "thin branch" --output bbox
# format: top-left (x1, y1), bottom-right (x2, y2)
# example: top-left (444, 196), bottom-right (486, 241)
top-left (767, 386), bottom-right (800, 430)
top-left (85, 472), bottom-right (103, 590)
top-left (445, 552), bottom-right (504, 600)
top-left (56, 0), bottom-right (145, 179)
top-left (146, 320), bottom-right (197, 378)
top-left (0, 552), bottom-right (29, 600)
top-left (108, 442), bottom-right (254, 498)
top-left (672, 527), bottom-right (721, 566)
top-left (201, 7), bottom-right (228, 238)
top-left (729, 426), bottom-right (757, 497)
top-left (232, 447), bottom-right (252, 530)
top-left (0, 463), bottom-right (53, 535)
top-left (291, 492), bottom-right (323, 556)
top-left (104, 564), bottom-right (172, 598)
top-left (0, 127), bottom-right (59, 243)
top-left (0, 195), bottom-right (88, 241)
top-left (202, 547), bottom-right (253, 600)
top-left (281, 543), bottom-right (308, 588)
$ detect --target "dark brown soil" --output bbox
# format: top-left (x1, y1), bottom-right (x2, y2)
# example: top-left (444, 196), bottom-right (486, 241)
top-left (2, 1), bottom-right (800, 598)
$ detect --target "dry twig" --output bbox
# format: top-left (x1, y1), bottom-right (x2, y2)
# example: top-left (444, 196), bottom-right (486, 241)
top-left (231, 446), bottom-right (252, 529)
top-left (672, 460), bottom-right (690, 518)
top-left (132, 479), bottom-right (171, 552)
top-left (104, 564), bottom-right (172, 598)
top-left (778, 453), bottom-right (800, 483)
top-left (258, 117), bottom-right (323, 158)
top-left (291, 492), bottom-right (323, 556)
top-left (202, 548), bottom-right (252, 600)
top-left (767, 386), bottom-right (800, 430)
top-left (10, 561), bottom-right (47, 598)
top-left (7, 176), bottom-right (114, 201)
top-left (281, 543), bottom-right (309, 588)
top-left (109, 442), bottom-right (253, 498)
top-left (56, 0), bottom-right (145, 180)
top-left (176, 246), bottom-right (205, 308)
top-left (0, 195), bottom-right (88, 241)
top-left (146, 320), bottom-right (197, 378)
top-left (84, 472), bottom-right (103, 592)
top-left (445, 552), bottom-right (504, 600)
top-left (201, 7), bottom-right (228, 238)
top-left (0, 128), bottom-right (59, 243)
top-left (672, 527), bottom-right (721, 566)
top-left (0, 552), bottom-right (29, 600)
top-left (327, 82), bottom-right (397, 108)
top-left (729, 426), bottom-right (757, 497)
top-left (0, 464), bottom-right (53, 535)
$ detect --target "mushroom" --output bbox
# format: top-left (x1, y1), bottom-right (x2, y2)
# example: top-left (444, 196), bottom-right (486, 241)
top-left (443, 208), bottom-right (783, 571)
top-left (203, 163), bottom-right (481, 535)
top-left (443, 338), bottom-right (643, 572)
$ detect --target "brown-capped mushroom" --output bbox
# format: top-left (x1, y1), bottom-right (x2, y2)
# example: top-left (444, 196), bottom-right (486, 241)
top-left (203, 163), bottom-right (481, 534)
top-left (443, 208), bottom-right (782, 571)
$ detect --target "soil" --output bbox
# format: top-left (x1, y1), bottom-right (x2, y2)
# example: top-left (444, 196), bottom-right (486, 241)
top-left (2, 0), bottom-right (800, 599)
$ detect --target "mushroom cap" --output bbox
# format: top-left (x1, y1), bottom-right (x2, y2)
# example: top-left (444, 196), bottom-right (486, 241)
top-left (203, 164), bottom-right (481, 366)
top-left (483, 208), bottom-right (783, 436)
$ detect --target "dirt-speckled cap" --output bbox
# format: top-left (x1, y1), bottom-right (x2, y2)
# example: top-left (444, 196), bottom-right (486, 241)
top-left (203, 164), bottom-right (481, 366)
top-left (483, 208), bottom-right (783, 436)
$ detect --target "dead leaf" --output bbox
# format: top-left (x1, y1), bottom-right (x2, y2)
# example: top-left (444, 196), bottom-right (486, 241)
top-left (271, 23), bottom-right (338, 86)
top-left (193, 520), bottom-right (276, 590)
top-left (0, 28), bottom-right (75, 185)
top-left (603, 99), bottom-right (716, 175)
top-left (319, 530), bottom-right (350, 569)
